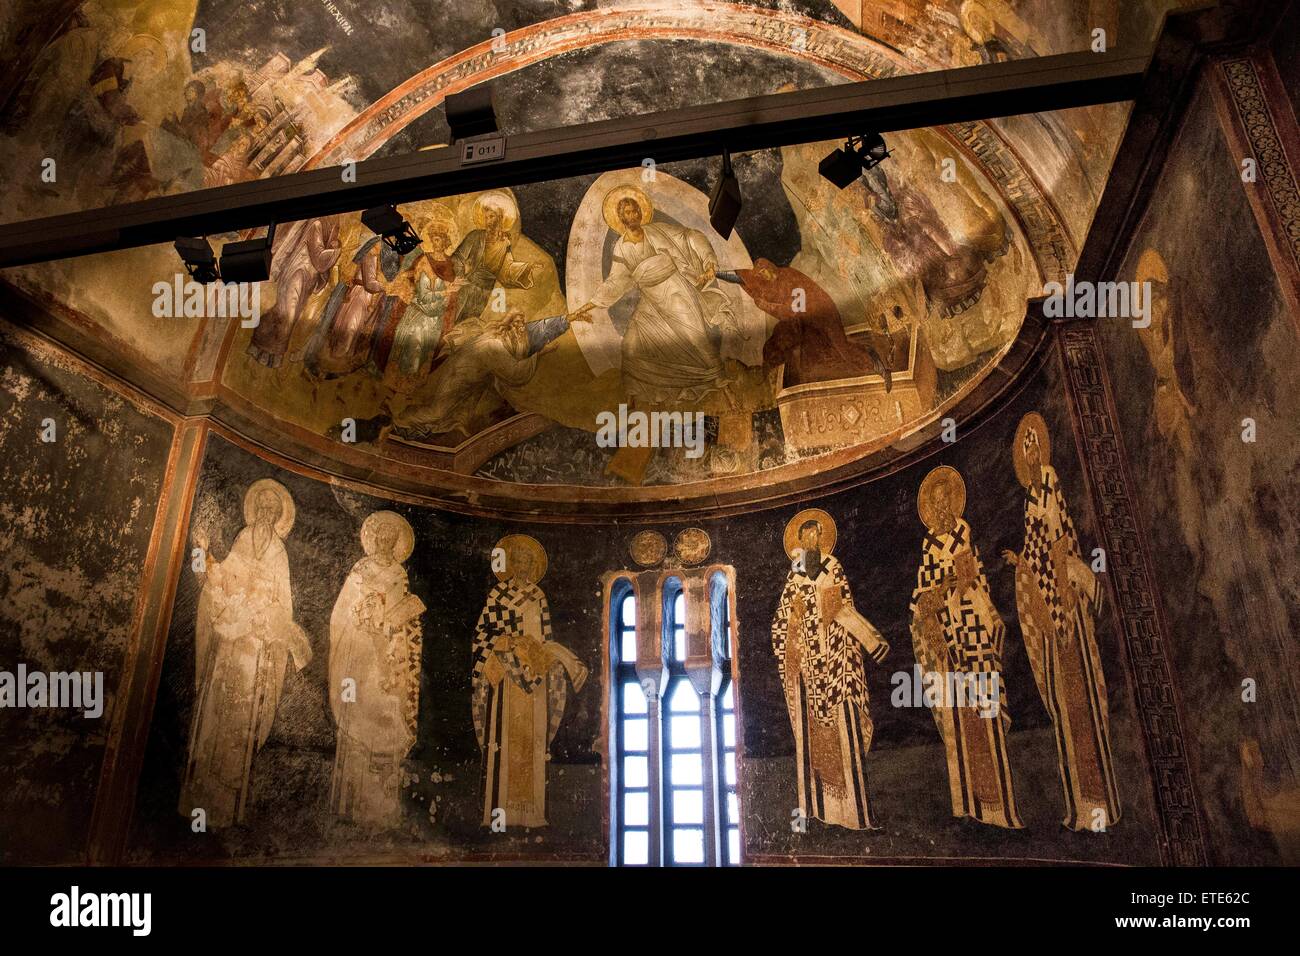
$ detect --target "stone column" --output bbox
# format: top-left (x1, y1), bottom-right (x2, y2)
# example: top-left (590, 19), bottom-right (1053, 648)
top-left (633, 570), bottom-right (668, 866)
top-left (683, 570), bottom-right (722, 866)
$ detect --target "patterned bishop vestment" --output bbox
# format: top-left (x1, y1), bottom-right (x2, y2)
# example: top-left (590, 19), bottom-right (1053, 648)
top-left (909, 518), bottom-right (1023, 829)
top-left (772, 553), bottom-right (887, 830)
top-left (472, 580), bottom-right (581, 828)
top-left (1014, 464), bottom-right (1121, 831)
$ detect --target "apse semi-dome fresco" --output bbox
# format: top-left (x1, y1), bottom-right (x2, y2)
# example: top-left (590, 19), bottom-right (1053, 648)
top-left (0, 0), bottom-right (1187, 514)
top-left (3, 0), bottom-right (1300, 900)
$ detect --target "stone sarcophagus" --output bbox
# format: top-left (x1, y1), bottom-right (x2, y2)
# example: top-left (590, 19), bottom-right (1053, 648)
top-left (776, 327), bottom-right (937, 454)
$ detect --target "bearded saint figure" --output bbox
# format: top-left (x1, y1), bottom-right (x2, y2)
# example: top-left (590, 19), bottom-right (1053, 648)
top-left (909, 465), bottom-right (1022, 829)
top-left (771, 509), bottom-right (889, 830)
top-left (472, 535), bottom-right (588, 828)
top-left (180, 479), bottom-right (311, 828)
top-left (443, 192), bottom-right (536, 329)
top-left (1003, 413), bottom-right (1120, 832)
top-left (329, 511), bottom-right (425, 828)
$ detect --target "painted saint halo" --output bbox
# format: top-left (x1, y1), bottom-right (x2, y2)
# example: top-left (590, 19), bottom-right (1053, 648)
top-left (471, 190), bottom-right (521, 234)
top-left (1012, 411), bottom-right (1052, 489)
top-left (242, 478), bottom-right (296, 537)
top-left (782, 507), bottom-right (837, 559)
top-left (493, 533), bottom-right (548, 583)
top-left (602, 184), bottom-right (655, 236)
top-left (917, 465), bottom-right (966, 533)
top-left (360, 510), bottom-right (415, 562)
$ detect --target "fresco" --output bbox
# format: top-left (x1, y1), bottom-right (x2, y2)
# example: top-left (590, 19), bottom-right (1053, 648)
top-left (771, 507), bottom-right (890, 831)
top-left (1, 0), bottom-right (1294, 871)
top-left (1, 0), bottom-right (361, 219)
top-left (829, 0), bottom-right (1207, 245)
top-left (129, 433), bottom-right (607, 862)
top-left (126, 345), bottom-right (1164, 864)
top-left (329, 510), bottom-right (424, 829)
top-left (1099, 80), bottom-right (1300, 865)
top-left (1005, 412), bottom-right (1121, 832)
top-left (0, 0), bottom-right (1123, 498)
top-left (0, 0), bottom-right (363, 374)
top-left (908, 464), bottom-right (1024, 829)
top-left (0, 324), bottom-right (174, 863)
top-left (734, 349), bottom-right (1155, 862)
top-left (181, 478), bottom-right (312, 829)
top-left (217, 137), bottom-right (1037, 488)
top-left (471, 534), bottom-right (588, 829)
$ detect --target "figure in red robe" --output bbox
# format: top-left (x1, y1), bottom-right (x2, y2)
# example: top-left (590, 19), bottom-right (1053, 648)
top-left (718, 259), bottom-right (895, 389)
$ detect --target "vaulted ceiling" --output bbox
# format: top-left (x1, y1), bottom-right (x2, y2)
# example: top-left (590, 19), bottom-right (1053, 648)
top-left (0, 0), bottom-right (1192, 515)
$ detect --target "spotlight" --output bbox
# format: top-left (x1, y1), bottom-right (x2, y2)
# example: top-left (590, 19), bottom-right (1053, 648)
top-left (444, 84), bottom-right (498, 141)
top-left (218, 223), bottom-right (277, 284)
top-left (361, 205), bottom-right (422, 255)
top-left (818, 133), bottom-right (891, 189)
top-left (174, 236), bottom-right (219, 284)
top-left (708, 148), bottom-right (742, 240)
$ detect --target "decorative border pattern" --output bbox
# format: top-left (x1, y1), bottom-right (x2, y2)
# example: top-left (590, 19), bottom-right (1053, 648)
top-left (949, 120), bottom-right (1073, 280)
top-left (1058, 324), bottom-right (1207, 866)
top-left (1222, 58), bottom-right (1300, 271)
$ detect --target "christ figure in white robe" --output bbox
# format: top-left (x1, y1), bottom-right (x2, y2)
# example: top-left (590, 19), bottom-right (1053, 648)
top-left (572, 193), bottom-right (735, 406)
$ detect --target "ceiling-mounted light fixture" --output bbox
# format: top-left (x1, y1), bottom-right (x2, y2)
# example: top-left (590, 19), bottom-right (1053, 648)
top-left (818, 132), bottom-right (891, 189)
top-left (218, 223), bottom-right (277, 284)
top-left (444, 83), bottom-right (499, 141)
top-left (361, 204), bottom-right (422, 255)
top-left (174, 236), bottom-right (220, 284)
top-left (708, 147), bottom-right (742, 240)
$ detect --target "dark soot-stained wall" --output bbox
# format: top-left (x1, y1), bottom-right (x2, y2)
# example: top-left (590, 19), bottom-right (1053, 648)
top-left (1100, 76), bottom-right (1300, 866)
top-left (0, 325), bottom-right (174, 863)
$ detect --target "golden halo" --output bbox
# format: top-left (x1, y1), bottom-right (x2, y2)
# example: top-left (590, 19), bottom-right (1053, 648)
top-left (783, 508), bottom-right (837, 559)
top-left (959, 1), bottom-right (996, 42)
top-left (1012, 412), bottom-right (1051, 488)
top-left (120, 34), bottom-right (167, 76)
top-left (1136, 247), bottom-right (1169, 287)
top-left (242, 479), bottom-right (295, 538)
top-left (412, 202), bottom-right (459, 251)
top-left (917, 466), bottom-right (966, 532)
top-left (494, 533), bottom-right (548, 584)
top-left (472, 191), bottom-right (519, 234)
top-left (602, 185), bottom-right (654, 236)
top-left (361, 510), bottom-right (415, 563)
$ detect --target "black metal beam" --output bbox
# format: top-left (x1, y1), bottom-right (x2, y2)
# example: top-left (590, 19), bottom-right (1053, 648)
top-left (1075, 2), bottom-right (1286, 284)
top-left (0, 47), bottom-right (1148, 269)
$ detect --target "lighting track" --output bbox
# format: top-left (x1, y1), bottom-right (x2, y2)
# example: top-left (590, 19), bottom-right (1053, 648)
top-left (0, 47), bottom-right (1148, 270)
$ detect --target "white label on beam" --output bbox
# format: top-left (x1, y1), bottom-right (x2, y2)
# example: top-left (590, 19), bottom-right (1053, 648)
top-left (461, 137), bottom-right (507, 164)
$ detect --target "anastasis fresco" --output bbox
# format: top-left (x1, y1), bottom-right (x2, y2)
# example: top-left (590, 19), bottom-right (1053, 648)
top-left (0, 0), bottom-right (1183, 509)
top-left (216, 141), bottom-right (1036, 490)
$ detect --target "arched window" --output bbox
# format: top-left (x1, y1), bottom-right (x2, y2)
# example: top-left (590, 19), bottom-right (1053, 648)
top-left (711, 571), bottom-right (740, 866)
top-left (609, 568), bottom-right (741, 866)
top-left (611, 580), bottom-right (650, 865)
